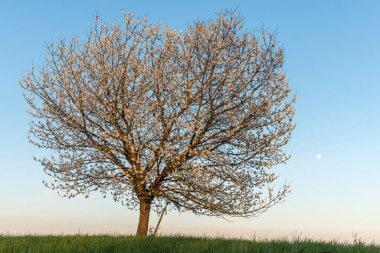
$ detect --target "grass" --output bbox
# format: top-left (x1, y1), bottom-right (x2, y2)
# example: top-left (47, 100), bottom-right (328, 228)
top-left (0, 234), bottom-right (379, 253)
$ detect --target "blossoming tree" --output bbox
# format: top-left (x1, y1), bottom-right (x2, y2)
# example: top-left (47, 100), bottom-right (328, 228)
top-left (21, 10), bottom-right (295, 236)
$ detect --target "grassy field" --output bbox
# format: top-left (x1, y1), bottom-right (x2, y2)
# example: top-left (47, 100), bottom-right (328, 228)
top-left (0, 235), bottom-right (379, 253)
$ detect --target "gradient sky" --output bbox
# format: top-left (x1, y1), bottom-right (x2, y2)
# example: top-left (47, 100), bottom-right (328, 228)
top-left (1, 0), bottom-right (380, 244)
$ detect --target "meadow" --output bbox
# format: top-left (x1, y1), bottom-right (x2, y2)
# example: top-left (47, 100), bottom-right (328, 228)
top-left (0, 235), bottom-right (379, 253)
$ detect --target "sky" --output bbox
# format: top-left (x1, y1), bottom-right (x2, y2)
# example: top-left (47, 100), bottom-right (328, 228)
top-left (1, 0), bottom-right (380, 244)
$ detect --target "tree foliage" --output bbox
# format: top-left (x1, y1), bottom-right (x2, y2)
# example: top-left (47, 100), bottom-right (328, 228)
top-left (21, 10), bottom-right (296, 236)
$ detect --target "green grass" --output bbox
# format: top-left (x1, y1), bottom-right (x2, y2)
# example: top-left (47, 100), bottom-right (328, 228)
top-left (0, 235), bottom-right (379, 253)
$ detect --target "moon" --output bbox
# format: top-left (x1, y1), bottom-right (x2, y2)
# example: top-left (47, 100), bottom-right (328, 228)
top-left (316, 154), bottom-right (322, 160)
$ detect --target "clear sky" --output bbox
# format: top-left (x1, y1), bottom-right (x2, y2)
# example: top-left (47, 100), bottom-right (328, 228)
top-left (1, 0), bottom-right (380, 244)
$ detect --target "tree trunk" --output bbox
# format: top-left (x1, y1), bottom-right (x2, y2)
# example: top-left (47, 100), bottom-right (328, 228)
top-left (136, 200), bottom-right (151, 236)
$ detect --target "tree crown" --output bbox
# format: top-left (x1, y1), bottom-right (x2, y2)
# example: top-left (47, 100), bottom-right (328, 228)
top-left (21, 10), bottom-right (295, 218)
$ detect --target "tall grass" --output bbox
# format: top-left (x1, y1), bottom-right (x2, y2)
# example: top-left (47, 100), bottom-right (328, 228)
top-left (0, 235), bottom-right (379, 253)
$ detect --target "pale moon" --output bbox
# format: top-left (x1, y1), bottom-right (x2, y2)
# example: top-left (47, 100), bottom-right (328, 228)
top-left (316, 154), bottom-right (322, 160)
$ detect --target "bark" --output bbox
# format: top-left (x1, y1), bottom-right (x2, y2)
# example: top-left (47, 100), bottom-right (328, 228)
top-left (136, 200), bottom-right (151, 236)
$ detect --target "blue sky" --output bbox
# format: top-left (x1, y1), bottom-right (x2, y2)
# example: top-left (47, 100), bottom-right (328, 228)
top-left (1, 0), bottom-right (380, 243)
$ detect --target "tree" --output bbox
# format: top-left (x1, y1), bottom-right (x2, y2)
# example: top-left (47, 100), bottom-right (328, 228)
top-left (21, 10), bottom-right (295, 236)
